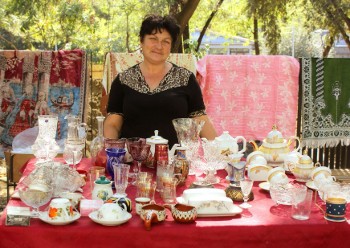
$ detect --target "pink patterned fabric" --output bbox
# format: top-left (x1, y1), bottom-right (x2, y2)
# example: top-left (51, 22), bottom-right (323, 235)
top-left (197, 55), bottom-right (300, 141)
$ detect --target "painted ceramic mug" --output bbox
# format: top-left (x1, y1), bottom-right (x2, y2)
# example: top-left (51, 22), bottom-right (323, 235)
top-left (325, 197), bottom-right (347, 222)
top-left (48, 198), bottom-right (74, 221)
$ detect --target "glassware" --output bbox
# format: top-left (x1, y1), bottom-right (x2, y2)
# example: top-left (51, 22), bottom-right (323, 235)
top-left (161, 177), bottom-right (178, 204)
top-left (18, 184), bottom-right (53, 218)
top-left (126, 137), bottom-right (145, 183)
top-left (156, 161), bottom-right (174, 192)
top-left (90, 116), bottom-right (105, 166)
top-left (32, 115), bottom-right (60, 162)
top-left (291, 186), bottom-right (310, 220)
top-left (105, 148), bottom-right (126, 180)
top-left (63, 114), bottom-right (87, 169)
top-left (239, 179), bottom-right (254, 209)
top-left (129, 143), bottom-right (151, 178)
top-left (172, 118), bottom-right (205, 174)
top-left (113, 164), bottom-right (130, 196)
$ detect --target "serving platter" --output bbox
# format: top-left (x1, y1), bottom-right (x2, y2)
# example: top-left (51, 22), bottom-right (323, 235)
top-left (39, 211), bottom-right (80, 225)
top-left (89, 211), bottom-right (132, 226)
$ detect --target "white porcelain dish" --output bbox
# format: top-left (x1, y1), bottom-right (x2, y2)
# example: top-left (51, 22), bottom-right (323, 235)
top-left (39, 211), bottom-right (80, 225)
top-left (259, 181), bottom-right (270, 191)
top-left (89, 211), bottom-right (132, 226)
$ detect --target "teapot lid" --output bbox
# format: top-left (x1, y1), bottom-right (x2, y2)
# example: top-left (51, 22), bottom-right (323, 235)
top-left (146, 130), bottom-right (168, 144)
top-left (298, 150), bottom-right (312, 164)
top-left (95, 176), bottom-right (111, 184)
top-left (266, 125), bottom-right (284, 144)
top-left (216, 131), bottom-right (234, 141)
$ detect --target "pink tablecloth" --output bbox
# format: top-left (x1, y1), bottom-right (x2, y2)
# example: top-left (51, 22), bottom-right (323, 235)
top-left (1, 158), bottom-right (350, 248)
top-left (197, 55), bottom-right (300, 141)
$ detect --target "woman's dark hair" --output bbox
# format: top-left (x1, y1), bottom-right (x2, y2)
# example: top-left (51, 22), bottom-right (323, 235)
top-left (139, 14), bottom-right (180, 45)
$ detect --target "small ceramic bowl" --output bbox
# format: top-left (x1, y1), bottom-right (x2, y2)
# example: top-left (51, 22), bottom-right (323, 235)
top-left (165, 203), bottom-right (197, 223)
top-left (140, 204), bottom-right (166, 231)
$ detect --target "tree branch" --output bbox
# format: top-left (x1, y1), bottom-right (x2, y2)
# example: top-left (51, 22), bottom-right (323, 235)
top-left (195, 0), bottom-right (225, 52)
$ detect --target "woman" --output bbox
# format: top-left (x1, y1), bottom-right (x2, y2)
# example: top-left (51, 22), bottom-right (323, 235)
top-left (104, 14), bottom-right (217, 147)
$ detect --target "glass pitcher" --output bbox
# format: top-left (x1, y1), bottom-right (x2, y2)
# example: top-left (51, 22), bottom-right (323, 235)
top-left (65, 114), bottom-right (87, 147)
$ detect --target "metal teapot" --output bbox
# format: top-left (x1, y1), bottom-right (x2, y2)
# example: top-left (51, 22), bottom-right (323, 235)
top-left (250, 125), bottom-right (300, 167)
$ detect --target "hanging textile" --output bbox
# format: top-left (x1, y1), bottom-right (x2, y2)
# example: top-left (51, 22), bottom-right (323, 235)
top-left (196, 55), bottom-right (300, 141)
top-left (0, 50), bottom-right (87, 155)
top-left (300, 57), bottom-right (350, 148)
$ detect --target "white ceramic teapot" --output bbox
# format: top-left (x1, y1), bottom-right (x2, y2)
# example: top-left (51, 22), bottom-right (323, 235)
top-left (214, 131), bottom-right (246, 155)
top-left (250, 125), bottom-right (300, 167)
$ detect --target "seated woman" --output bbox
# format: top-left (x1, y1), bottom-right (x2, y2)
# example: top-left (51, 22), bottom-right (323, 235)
top-left (104, 14), bottom-right (217, 147)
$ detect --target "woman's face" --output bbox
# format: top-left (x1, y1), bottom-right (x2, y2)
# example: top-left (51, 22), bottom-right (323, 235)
top-left (141, 29), bottom-right (172, 64)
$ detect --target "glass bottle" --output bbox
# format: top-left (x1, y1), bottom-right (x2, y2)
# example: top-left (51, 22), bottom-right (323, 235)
top-left (90, 116), bottom-right (105, 166)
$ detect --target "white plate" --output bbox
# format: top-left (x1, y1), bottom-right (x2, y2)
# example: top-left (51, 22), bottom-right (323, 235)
top-left (39, 211), bottom-right (80, 225)
top-left (306, 180), bottom-right (318, 190)
top-left (259, 181), bottom-right (270, 191)
top-left (89, 211), bottom-right (132, 226)
top-left (176, 197), bottom-right (242, 217)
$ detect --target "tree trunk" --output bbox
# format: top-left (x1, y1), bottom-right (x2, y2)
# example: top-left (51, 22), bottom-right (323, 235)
top-left (171, 0), bottom-right (201, 53)
top-left (183, 24), bottom-right (190, 51)
top-left (195, 0), bottom-right (225, 52)
top-left (253, 17), bottom-right (260, 55)
top-left (322, 35), bottom-right (334, 58)
top-left (126, 14), bottom-right (130, 52)
top-left (324, 7), bottom-right (350, 50)
top-left (329, 0), bottom-right (350, 30)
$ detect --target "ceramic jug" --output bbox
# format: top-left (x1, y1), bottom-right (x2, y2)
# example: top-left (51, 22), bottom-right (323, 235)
top-left (92, 176), bottom-right (113, 201)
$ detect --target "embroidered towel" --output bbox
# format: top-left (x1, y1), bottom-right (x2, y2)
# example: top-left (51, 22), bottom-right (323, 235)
top-left (300, 58), bottom-right (350, 148)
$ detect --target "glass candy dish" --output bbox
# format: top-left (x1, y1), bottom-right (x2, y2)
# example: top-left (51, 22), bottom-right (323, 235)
top-left (21, 161), bottom-right (85, 197)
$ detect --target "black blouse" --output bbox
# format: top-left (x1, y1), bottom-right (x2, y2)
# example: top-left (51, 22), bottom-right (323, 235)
top-left (107, 63), bottom-right (206, 147)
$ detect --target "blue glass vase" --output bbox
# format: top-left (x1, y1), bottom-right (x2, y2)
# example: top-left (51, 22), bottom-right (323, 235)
top-left (105, 148), bottom-right (126, 181)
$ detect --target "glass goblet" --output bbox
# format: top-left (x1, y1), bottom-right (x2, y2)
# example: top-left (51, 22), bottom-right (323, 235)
top-left (18, 185), bottom-right (53, 218)
top-left (239, 179), bottom-right (254, 209)
top-left (126, 138), bottom-right (145, 184)
top-left (129, 143), bottom-right (151, 180)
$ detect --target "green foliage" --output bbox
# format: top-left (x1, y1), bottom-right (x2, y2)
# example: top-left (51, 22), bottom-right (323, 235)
top-left (183, 39), bottom-right (209, 59)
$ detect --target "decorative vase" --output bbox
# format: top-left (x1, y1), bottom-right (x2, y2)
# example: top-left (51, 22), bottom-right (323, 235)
top-left (105, 148), bottom-right (126, 180)
top-left (31, 115), bottom-right (60, 161)
top-left (90, 116), bottom-right (105, 166)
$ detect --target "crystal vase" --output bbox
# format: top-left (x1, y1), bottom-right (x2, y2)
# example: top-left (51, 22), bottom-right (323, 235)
top-left (90, 116), bottom-right (105, 166)
top-left (31, 115), bottom-right (60, 162)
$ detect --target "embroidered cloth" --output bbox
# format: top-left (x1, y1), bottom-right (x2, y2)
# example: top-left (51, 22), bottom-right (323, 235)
top-left (300, 58), bottom-right (350, 148)
top-left (0, 50), bottom-right (87, 155)
top-left (196, 55), bottom-right (300, 141)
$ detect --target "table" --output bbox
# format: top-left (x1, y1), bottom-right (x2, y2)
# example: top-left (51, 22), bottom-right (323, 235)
top-left (1, 158), bottom-right (350, 248)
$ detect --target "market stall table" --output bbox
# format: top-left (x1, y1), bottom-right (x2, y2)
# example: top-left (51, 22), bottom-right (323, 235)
top-left (1, 158), bottom-right (350, 248)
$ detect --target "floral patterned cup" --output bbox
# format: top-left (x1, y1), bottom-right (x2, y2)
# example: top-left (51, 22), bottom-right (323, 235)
top-left (48, 198), bottom-right (74, 221)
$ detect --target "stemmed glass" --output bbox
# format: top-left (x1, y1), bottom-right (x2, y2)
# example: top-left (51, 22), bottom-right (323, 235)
top-left (239, 179), bottom-right (254, 209)
top-left (18, 184), bottom-right (53, 218)
top-left (129, 143), bottom-right (151, 184)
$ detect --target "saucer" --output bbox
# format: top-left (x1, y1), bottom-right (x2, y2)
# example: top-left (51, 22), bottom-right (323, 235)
top-left (324, 216), bottom-right (347, 222)
top-left (89, 211), bottom-right (132, 226)
top-left (259, 181), bottom-right (270, 191)
top-left (306, 180), bottom-right (318, 190)
top-left (39, 211), bottom-right (80, 225)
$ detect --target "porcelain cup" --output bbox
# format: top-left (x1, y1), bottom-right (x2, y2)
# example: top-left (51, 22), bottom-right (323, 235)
top-left (325, 197), bottom-right (347, 222)
top-left (48, 198), bottom-right (74, 221)
top-left (311, 166), bottom-right (332, 181)
top-left (97, 203), bottom-right (127, 220)
top-left (267, 167), bottom-right (289, 185)
top-left (135, 197), bottom-right (151, 215)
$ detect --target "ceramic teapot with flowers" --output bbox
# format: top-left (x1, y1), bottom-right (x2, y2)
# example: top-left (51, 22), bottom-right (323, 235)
top-left (214, 131), bottom-right (247, 156)
top-left (288, 150), bottom-right (320, 182)
top-left (250, 125), bottom-right (300, 167)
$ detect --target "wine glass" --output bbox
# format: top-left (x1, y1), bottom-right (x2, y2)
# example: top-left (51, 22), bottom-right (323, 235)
top-left (129, 143), bottom-right (151, 181)
top-left (18, 184), bottom-right (53, 218)
top-left (239, 179), bottom-right (254, 209)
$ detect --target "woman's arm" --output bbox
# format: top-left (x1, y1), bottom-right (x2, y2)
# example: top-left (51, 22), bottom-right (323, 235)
top-left (194, 115), bottom-right (217, 140)
top-left (103, 113), bottom-right (123, 139)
